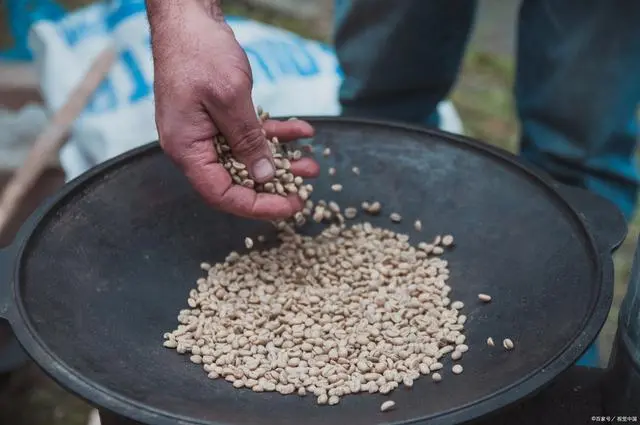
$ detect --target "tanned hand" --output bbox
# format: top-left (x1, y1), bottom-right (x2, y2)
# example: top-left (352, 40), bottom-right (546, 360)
top-left (146, 0), bottom-right (319, 219)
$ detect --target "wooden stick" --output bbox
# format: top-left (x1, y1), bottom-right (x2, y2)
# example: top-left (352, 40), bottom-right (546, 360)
top-left (0, 47), bottom-right (117, 234)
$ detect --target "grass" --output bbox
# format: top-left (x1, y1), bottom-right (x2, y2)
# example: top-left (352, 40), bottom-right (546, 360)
top-left (452, 49), bottom-right (518, 152)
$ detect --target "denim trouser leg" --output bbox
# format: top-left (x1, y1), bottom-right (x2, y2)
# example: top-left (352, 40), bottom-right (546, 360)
top-left (516, 0), bottom-right (640, 221)
top-left (516, 1), bottom-right (640, 367)
top-left (334, 0), bottom-right (476, 127)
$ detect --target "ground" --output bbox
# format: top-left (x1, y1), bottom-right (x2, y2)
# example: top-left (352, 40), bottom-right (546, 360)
top-left (0, 1), bottom-right (638, 424)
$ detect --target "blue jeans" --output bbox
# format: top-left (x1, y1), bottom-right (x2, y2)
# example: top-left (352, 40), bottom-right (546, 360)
top-left (335, 0), bottom-right (640, 366)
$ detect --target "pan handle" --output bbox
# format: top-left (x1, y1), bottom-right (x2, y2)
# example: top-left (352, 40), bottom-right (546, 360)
top-left (555, 184), bottom-right (628, 254)
top-left (0, 244), bottom-right (29, 374)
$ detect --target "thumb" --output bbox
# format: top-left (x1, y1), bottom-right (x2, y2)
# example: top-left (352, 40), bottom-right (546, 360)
top-left (227, 125), bottom-right (275, 184)
top-left (213, 91), bottom-right (275, 184)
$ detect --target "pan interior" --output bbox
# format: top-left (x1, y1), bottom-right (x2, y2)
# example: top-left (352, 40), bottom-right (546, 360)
top-left (18, 121), bottom-right (598, 425)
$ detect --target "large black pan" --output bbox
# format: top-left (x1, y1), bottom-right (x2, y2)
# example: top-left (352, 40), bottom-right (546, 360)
top-left (0, 118), bottom-right (627, 425)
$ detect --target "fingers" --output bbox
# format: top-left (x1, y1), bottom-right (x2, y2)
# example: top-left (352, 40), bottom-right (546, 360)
top-left (186, 158), bottom-right (304, 220)
top-left (210, 79), bottom-right (276, 184)
top-left (262, 119), bottom-right (315, 141)
top-left (262, 119), bottom-right (319, 178)
top-left (214, 108), bottom-right (320, 183)
top-left (169, 139), bottom-right (308, 220)
top-left (218, 186), bottom-right (304, 220)
top-left (290, 157), bottom-right (320, 178)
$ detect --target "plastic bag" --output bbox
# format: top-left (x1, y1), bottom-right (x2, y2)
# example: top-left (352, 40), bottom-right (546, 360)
top-left (0, 105), bottom-right (48, 170)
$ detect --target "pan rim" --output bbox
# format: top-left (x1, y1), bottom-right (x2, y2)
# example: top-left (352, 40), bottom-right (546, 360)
top-left (8, 117), bottom-right (611, 425)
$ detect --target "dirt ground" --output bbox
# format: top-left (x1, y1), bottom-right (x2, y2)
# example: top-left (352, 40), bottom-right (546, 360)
top-left (0, 1), bottom-right (638, 424)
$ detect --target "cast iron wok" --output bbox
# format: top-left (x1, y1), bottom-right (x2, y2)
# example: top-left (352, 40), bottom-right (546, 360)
top-left (0, 117), bottom-right (627, 425)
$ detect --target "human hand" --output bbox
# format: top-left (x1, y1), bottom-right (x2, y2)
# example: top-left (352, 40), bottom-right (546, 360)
top-left (147, 0), bottom-right (319, 220)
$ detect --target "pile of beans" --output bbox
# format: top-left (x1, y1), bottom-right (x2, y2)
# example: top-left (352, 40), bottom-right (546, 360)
top-left (163, 221), bottom-right (467, 405)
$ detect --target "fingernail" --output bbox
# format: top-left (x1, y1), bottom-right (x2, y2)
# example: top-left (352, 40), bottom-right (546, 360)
top-left (252, 157), bottom-right (275, 182)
